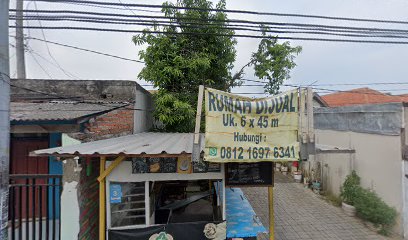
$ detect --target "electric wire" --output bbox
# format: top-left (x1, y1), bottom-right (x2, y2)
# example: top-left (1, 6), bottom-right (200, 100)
top-left (10, 9), bottom-right (408, 36)
top-left (11, 35), bottom-right (145, 63)
top-left (25, 0), bottom-right (408, 25)
top-left (26, 46), bottom-right (78, 78)
top-left (32, 0), bottom-right (79, 79)
top-left (10, 16), bottom-right (408, 39)
top-left (27, 50), bottom-right (54, 79)
top-left (10, 26), bottom-right (408, 44)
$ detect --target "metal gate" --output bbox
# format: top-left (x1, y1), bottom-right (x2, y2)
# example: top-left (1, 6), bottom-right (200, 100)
top-left (9, 174), bottom-right (62, 240)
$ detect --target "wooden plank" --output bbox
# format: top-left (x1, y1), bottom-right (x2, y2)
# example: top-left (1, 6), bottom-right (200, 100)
top-left (192, 85), bottom-right (204, 162)
top-left (97, 155), bottom-right (126, 182)
top-left (194, 85), bottom-right (205, 144)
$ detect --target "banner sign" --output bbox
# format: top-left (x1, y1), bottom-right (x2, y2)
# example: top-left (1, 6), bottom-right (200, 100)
top-left (204, 88), bottom-right (300, 163)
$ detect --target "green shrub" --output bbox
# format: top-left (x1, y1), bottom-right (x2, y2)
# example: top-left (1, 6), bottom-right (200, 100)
top-left (354, 188), bottom-right (397, 235)
top-left (340, 170), bottom-right (360, 205)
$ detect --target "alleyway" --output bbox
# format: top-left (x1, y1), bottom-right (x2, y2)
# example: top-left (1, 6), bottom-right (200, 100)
top-left (242, 173), bottom-right (396, 240)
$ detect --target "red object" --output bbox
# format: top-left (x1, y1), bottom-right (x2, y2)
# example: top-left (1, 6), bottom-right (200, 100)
top-left (292, 161), bottom-right (299, 167)
top-left (321, 88), bottom-right (408, 107)
top-left (10, 138), bottom-right (49, 219)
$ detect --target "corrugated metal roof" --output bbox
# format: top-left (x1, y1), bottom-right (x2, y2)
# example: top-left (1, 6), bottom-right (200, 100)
top-left (31, 132), bottom-right (204, 157)
top-left (11, 102), bottom-right (128, 122)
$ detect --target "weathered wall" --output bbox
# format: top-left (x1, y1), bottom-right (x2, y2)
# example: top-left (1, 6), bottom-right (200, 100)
top-left (314, 103), bottom-right (403, 136)
top-left (11, 79), bottom-right (138, 102)
top-left (315, 129), bottom-right (404, 235)
top-left (317, 151), bottom-right (353, 196)
top-left (61, 134), bottom-right (81, 240)
top-left (133, 85), bottom-right (153, 133)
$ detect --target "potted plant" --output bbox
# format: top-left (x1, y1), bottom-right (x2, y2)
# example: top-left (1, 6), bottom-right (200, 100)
top-left (340, 170), bottom-right (360, 217)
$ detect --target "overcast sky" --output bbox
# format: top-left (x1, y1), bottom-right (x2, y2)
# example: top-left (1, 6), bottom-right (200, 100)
top-left (8, 0), bottom-right (408, 97)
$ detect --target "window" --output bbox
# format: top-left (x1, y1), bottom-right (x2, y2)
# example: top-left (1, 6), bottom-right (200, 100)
top-left (110, 182), bottom-right (145, 228)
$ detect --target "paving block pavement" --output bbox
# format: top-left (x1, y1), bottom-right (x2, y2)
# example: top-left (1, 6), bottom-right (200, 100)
top-left (241, 173), bottom-right (399, 240)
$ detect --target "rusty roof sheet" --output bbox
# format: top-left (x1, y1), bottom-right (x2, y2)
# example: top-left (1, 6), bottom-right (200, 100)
top-left (11, 102), bottom-right (128, 122)
top-left (31, 132), bottom-right (205, 157)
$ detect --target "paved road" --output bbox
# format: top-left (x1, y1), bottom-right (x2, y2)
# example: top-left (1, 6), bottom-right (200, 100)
top-left (242, 173), bottom-right (395, 240)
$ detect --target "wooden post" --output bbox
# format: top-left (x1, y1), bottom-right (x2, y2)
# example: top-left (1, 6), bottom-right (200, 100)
top-left (97, 155), bottom-right (126, 182)
top-left (269, 162), bottom-right (275, 240)
top-left (306, 87), bottom-right (314, 143)
top-left (192, 85), bottom-right (205, 162)
top-left (268, 186), bottom-right (274, 240)
top-left (99, 157), bottom-right (106, 240)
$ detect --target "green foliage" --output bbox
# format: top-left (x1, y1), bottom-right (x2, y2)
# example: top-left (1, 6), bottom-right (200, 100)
top-left (153, 90), bottom-right (195, 132)
top-left (340, 171), bottom-right (397, 235)
top-left (133, 0), bottom-right (301, 132)
top-left (251, 31), bottom-right (302, 94)
top-left (354, 188), bottom-right (397, 235)
top-left (340, 170), bottom-right (360, 205)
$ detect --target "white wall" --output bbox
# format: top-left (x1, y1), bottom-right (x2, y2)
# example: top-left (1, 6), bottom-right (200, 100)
top-left (315, 129), bottom-right (404, 235)
top-left (60, 134), bottom-right (81, 240)
top-left (316, 152), bottom-right (352, 196)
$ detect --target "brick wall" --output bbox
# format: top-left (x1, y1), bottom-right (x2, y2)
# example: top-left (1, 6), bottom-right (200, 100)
top-left (78, 158), bottom-right (100, 240)
top-left (71, 108), bottom-right (134, 239)
top-left (73, 107), bottom-right (134, 142)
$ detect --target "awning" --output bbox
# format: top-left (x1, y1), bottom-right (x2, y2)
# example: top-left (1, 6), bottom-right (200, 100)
top-left (31, 132), bottom-right (205, 157)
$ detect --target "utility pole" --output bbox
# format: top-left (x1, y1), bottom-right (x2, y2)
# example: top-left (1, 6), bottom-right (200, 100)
top-left (0, 0), bottom-right (10, 238)
top-left (16, 0), bottom-right (26, 79)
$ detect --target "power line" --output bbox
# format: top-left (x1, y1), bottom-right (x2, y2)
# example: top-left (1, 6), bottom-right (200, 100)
top-left (26, 45), bottom-right (79, 78)
top-left (12, 78), bottom-right (408, 88)
top-left (10, 26), bottom-right (408, 44)
top-left (59, 1), bottom-right (163, 13)
top-left (10, 9), bottom-right (408, 35)
top-left (32, 0), bottom-right (79, 79)
top-left (27, 50), bottom-right (54, 79)
top-left (26, 0), bottom-right (408, 25)
top-left (15, 35), bottom-right (145, 63)
top-left (11, 16), bottom-right (408, 39)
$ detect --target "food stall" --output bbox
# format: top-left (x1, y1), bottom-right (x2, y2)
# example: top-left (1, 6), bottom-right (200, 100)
top-left (32, 132), bottom-right (227, 240)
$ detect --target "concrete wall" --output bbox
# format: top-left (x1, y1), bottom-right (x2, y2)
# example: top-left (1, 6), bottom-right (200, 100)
top-left (134, 85), bottom-right (153, 133)
top-left (11, 79), bottom-right (153, 136)
top-left (60, 134), bottom-right (81, 240)
top-left (317, 151), bottom-right (353, 196)
top-left (314, 103), bottom-right (403, 136)
top-left (11, 79), bottom-right (139, 102)
top-left (315, 129), bottom-right (404, 235)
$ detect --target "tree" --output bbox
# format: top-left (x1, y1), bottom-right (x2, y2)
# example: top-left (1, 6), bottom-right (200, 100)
top-left (133, 0), bottom-right (301, 132)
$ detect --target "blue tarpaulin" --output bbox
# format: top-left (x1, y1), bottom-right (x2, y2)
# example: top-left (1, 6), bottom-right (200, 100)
top-left (226, 188), bottom-right (267, 238)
